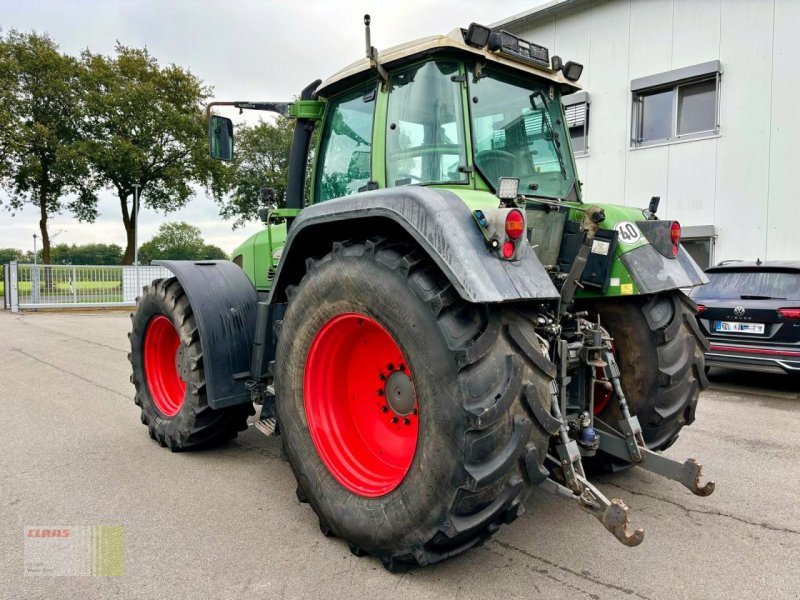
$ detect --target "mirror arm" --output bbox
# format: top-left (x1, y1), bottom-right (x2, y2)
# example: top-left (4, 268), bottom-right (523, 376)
top-left (205, 101), bottom-right (292, 120)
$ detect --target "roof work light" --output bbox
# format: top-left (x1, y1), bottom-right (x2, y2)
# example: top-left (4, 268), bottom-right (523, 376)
top-left (562, 61), bottom-right (584, 82)
top-left (464, 23), bottom-right (491, 48)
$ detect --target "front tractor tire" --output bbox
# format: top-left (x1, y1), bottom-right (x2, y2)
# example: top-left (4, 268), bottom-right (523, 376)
top-left (583, 291), bottom-right (708, 457)
top-left (128, 277), bottom-right (253, 450)
top-left (275, 240), bottom-right (554, 570)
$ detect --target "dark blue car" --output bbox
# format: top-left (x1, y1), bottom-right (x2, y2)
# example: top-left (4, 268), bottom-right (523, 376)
top-left (689, 261), bottom-right (800, 375)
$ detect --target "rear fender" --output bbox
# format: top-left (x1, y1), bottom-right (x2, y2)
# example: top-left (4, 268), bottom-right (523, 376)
top-left (153, 260), bottom-right (258, 409)
top-left (561, 203), bottom-right (709, 298)
top-left (268, 187), bottom-right (560, 304)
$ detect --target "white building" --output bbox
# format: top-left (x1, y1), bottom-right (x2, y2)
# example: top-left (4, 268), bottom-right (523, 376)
top-left (495, 0), bottom-right (800, 268)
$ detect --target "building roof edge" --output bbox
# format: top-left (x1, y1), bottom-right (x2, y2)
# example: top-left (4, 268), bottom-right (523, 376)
top-left (490, 0), bottom-right (592, 29)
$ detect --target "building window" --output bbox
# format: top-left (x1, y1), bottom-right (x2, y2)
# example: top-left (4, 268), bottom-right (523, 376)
top-left (631, 61), bottom-right (721, 147)
top-left (563, 91), bottom-right (589, 156)
top-left (681, 225), bottom-right (716, 270)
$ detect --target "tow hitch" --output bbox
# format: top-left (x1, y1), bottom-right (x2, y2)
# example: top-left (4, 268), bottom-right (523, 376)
top-left (538, 211), bottom-right (715, 545)
top-left (539, 327), bottom-right (715, 546)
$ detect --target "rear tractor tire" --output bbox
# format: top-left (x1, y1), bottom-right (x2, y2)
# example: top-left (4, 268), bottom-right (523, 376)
top-left (128, 277), bottom-right (253, 450)
top-left (582, 291), bottom-right (708, 459)
top-left (275, 239), bottom-right (556, 570)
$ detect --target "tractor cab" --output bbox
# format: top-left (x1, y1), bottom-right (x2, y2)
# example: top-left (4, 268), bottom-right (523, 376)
top-left (215, 24), bottom-right (587, 287)
top-left (310, 26), bottom-right (584, 205)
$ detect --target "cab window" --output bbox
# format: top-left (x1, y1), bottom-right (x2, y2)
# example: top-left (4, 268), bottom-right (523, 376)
top-left (316, 86), bottom-right (375, 201)
top-left (386, 61), bottom-right (468, 187)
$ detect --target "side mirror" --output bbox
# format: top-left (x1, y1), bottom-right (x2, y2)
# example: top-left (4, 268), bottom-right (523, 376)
top-left (260, 187), bottom-right (275, 205)
top-left (209, 115), bottom-right (234, 161)
top-left (529, 90), bottom-right (549, 112)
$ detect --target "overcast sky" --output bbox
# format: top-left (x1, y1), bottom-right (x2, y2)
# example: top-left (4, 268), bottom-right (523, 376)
top-left (0, 0), bottom-right (540, 255)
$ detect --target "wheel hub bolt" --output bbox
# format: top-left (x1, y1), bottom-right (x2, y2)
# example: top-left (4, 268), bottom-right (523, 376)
top-left (391, 417), bottom-right (398, 424)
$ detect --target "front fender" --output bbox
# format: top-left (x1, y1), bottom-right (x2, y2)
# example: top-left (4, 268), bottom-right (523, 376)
top-left (269, 187), bottom-right (559, 304)
top-left (153, 260), bottom-right (258, 409)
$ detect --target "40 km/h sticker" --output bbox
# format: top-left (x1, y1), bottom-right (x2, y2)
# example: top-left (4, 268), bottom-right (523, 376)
top-left (615, 221), bottom-right (641, 245)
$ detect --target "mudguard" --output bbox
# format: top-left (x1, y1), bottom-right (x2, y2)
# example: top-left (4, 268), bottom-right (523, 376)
top-left (269, 187), bottom-right (560, 304)
top-left (619, 245), bottom-right (708, 294)
top-left (153, 260), bottom-right (259, 409)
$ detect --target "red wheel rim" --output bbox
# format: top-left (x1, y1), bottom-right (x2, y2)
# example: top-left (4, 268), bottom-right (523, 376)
top-left (144, 315), bottom-right (186, 417)
top-left (593, 366), bottom-right (613, 414)
top-left (304, 313), bottom-right (419, 497)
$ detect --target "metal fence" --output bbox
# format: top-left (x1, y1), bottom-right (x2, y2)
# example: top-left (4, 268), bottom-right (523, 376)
top-left (2, 263), bottom-right (172, 312)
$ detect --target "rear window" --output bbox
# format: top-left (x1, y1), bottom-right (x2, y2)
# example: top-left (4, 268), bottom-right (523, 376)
top-left (691, 270), bottom-right (800, 300)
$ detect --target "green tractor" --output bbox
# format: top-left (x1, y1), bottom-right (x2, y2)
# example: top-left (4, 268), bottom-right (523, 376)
top-left (129, 18), bottom-right (713, 570)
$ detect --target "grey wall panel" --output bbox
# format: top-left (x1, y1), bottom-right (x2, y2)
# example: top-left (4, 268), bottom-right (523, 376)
top-left (575, 155), bottom-right (589, 185)
top-left (551, 2), bottom-right (592, 78)
top-left (626, 146), bottom-right (669, 211)
top-left (667, 139), bottom-right (718, 227)
top-left (766, 0), bottom-right (800, 260)
top-left (629, 0), bottom-right (673, 81)
top-left (671, 0), bottom-right (722, 70)
top-left (713, 0), bottom-right (774, 262)
top-left (625, 0), bottom-right (673, 211)
top-left (583, 0), bottom-right (630, 203)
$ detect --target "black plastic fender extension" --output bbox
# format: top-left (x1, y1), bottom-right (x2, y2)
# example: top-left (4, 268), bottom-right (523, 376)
top-left (153, 260), bottom-right (259, 410)
top-left (268, 187), bottom-right (561, 305)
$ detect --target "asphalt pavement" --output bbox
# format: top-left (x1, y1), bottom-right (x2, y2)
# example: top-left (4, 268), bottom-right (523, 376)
top-left (1, 310), bottom-right (798, 599)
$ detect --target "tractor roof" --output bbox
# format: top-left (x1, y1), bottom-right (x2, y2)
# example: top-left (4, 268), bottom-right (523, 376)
top-left (316, 27), bottom-right (581, 97)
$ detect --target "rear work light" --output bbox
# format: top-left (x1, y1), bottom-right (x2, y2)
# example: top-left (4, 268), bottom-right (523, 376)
top-left (505, 209), bottom-right (525, 240)
top-left (778, 308), bottom-right (800, 319)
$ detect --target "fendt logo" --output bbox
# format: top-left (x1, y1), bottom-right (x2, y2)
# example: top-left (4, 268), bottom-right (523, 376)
top-left (27, 528), bottom-right (70, 538)
top-left (734, 306), bottom-right (746, 317)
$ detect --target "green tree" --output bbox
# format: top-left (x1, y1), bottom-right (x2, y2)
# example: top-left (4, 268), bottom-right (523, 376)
top-left (0, 34), bottom-right (14, 180)
top-left (80, 44), bottom-right (227, 264)
top-left (137, 221), bottom-right (228, 263)
top-left (0, 247), bottom-right (25, 264)
top-left (200, 244), bottom-right (228, 260)
top-left (217, 116), bottom-right (294, 227)
top-left (0, 31), bottom-right (97, 265)
top-left (49, 242), bottom-right (123, 265)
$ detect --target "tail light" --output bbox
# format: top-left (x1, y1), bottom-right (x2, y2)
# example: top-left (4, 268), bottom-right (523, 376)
top-left (637, 220), bottom-right (683, 259)
top-left (505, 209), bottom-right (525, 240)
top-left (696, 304), bottom-right (706, 314)
top-left (778, 308), bottom-right (800, 319)
top-left (670, 221), bottom-right (681, 257)
top-left (670, 221), bottom-right (681, 244)
top-left (473, 207), bottom-right (527, 261)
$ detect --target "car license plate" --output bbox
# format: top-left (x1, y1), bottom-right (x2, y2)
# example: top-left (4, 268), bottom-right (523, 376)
top-left (714, 321), bottom-right (765, 334)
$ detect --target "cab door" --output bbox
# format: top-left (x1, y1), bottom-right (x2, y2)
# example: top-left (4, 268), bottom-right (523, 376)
top-left (313, 84), bottom-right (377, 203)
